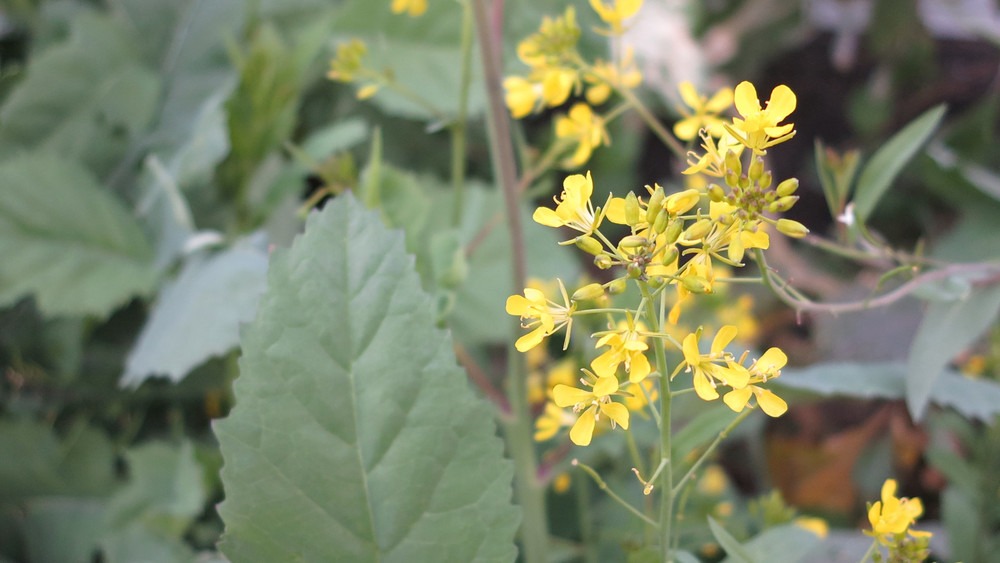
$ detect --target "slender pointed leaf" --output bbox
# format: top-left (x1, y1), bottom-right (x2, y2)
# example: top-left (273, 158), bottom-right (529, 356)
top-left (215, 192), bottom-right (519, 562)
top-left (708, 516), bottom-right (755, 563)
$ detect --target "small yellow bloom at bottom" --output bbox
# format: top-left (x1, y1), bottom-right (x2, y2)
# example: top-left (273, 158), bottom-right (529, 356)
top-left (866, 478), bottom-right (930, 546)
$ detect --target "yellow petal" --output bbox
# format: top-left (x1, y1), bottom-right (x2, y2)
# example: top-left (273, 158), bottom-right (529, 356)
top-left (673, 117), bottom-right (702, 142)
top-left (764, 123), bottom-right (794, 137)
top-left (604, 197), bottom-right (627, 224)
top-left (563, 171), bottom-right (594, 204)
top-left (664, 189), bottom-right (700, 214)
top-left (592, 375), bottom-right (619, 396)
top-left (733, 81), bottom-right (760, 117)
top-left (766, 84), bottom-right (796, 121)
top-left (586, 82), bottom-right (611, 106)
top-left (678, 81), bottom-right (701, 110)
top-left (600, 401), bottom-right (629, 429)
top-left (553, 384), bottom-right (593, 407)
top-left (722, 361), bottom-right (750, 389)
top-left (569, 408), bottom-right (596, 446)
top-left (533, 206), bottom-right (564, 228)
top-left (515, 326), bottom-right (547, 352)
top-left (710, 201), bottom-right (735, 220)
top-left (756, 388), bottom-right (788, 417)
top-left (723, 387), bottom-right (753, 412)
top-left (693, 371), bottom-right (719, 400)
top-left (590, 349), bottom-right (620, 378)
top-left (705, 87), bottom-right (734, 112)
top-left (682, 333), bottom-right (701, 365)
top-left (756, 347), bottom-right (787, 373)
top-left (628, 351), bottom-right (651, 383)
top-left (868, 501), bottom-right (884, 529)
top-left (711, 325), bottom-right (738, 354)
top-left (881, 479), bottom-right (898, 504)
top-left (741, 229), bottom-right (769, 250)
top-left (505, 294), bottom-right (531, 315)
top-left (727, 232), bottom-right (745, 264)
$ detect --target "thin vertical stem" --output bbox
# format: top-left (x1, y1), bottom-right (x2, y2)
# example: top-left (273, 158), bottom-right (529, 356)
top-left (471, 1), bottom-right (548, 562)
top-left (451, 0), bottom-right (474, 226)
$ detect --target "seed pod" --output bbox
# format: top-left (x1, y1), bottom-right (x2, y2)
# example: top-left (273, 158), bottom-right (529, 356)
top-left (660, 247), bottom-right (679, 266)
top-left (652, 208), bottom-right (670, 234)
top-left (776, 218), bottom-right (809, 238)
top-left (619, 235), bottom-right (649, 249)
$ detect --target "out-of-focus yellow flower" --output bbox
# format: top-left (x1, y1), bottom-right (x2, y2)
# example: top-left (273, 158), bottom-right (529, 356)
top-left (679, 325), bottom-right (750, 401)
top-left (327, 39), bottom-right (368, 82)
top-left (795, 516), bottom-right (829, 538)
top-left (866, 479), bottom-right (931, 545)
top-left (584, 48), bottom-right (642, 105)
top-left (698, 464), bottom-right (729, 495)
top-left (555, 103), bottom-right (609, 167)
top-left (622, 379), bottom-right (657, 414)
top-left (553, 375), bottom-right (629, 446)
top-left (722, 347), bottom-right (788, 417)
top-left (503, 76), bottom-right (538, 118)
top-left (533, 171), bottom-right (604, 238)
top-left (552, 472), bottom-right (572, 493)
top-left (517, 7), bottom-right (580, 68)
top-left (589, 0), bottom-right (643, 34)
top-left (535, 401), bottom-right (574, 441)
top-left (506, 279), bottom-right (575, 352)
top-left (727, 81), bottom-right (796, 154)
top-left (674, 82), bottom-right (734, 141)
top-left (391, 0), bottom-right (427, 17)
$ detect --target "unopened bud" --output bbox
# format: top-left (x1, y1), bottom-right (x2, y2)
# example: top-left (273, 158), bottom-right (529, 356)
top-left (748, 156), bottom-right (764, 181)
top-left (652, 208), bottom-right (670, 234)
top-left (572, 283), bottom-right (605, 301)
top-left (725, 168), bottom-right (740, 189)
top-left (776, 218), bottom-right (809, 238)
top-left (660, 247), bottom-right (678, 266)
top-left (663, 220), bottom-right (684, 245)
top-left (776, 177), bottom-right (799, 197)
top-left (724, 149), bottom-right (742, 177)
top-left (627, 262), bottom-right (644, 279)
top-left (682, 218), bottom-right (713, 242)
top-left (770, 195), bottom-right (799, 212)
top-left (624, 192), bottom-right (641, 226)
top-left (708, 184), bottom-right (726, 202)
top-left (645, 184), bottom-right (665, 225)
top-left (619, 235), bottom-right (649, 249)
top-left (574, 235), bottom-right (603, 256)
top-left (759, 170), bottom-right (773, 189)
top-left (664, 189), bottom-right (700, 215)
top-left (681, 275), bottom-right (712, 294)
top-left (607, 278), bottom-right (627, 295)
top-left (594, 253), bottom-right (613, 269)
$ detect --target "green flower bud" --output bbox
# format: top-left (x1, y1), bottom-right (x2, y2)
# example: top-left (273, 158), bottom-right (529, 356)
top-left (660, 247), bottom-right (678, 266)
top-left (652, 208), bottom-right (670, 234)
top-left (776, 177), bottom-right (799, 197)
top-left (708, 184), bottom-right (726, 202)
top-left (572, 283), bottom-right (605, 301)
top-left (574, 235), bottom-right (604, 255)
top-left (682, 218), bottom-right (713, 242)
top-left (748, 156), bottom-right (764, 181)
top-left (681, 275), bottom-right (712, 294)
top-left (773, 195), bottom-right (799, 212)
top-left (776, 218), bottom-right (809, 238)
top-left (594, 253), bottom-right (613, 269)
top-left (663, 220), bottom-right (684, 245)
top-left (627, 262), bottom-right (643, 279)
top-left (625, 191), bottom-right (641, 226)
top-left (619, 235), bottom-right (649, 249)
top-left (607, 278), bottom-right (627, 295)
top-left (724, 149), bottom-right (742, 177)
top-left (645, 184), bottom-right (665, 225)
top-left (759, 170), bottom-right (773, 189)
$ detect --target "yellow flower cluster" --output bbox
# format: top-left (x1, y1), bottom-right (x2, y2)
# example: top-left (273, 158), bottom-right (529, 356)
top-left (865, 479), bottom-right (932, 560)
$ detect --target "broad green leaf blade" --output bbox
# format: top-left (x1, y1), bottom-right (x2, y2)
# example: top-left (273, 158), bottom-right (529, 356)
top-left (215, 192), bottom-right (519, 562)
top-left (121, 239), bottom-right (268, 387)
top-left (708, 516), bottom-right (755, 563)
top-left (0, 155), bottom-right (157, 317)
top-left (851, 105), bottom-right (946, 224)
top-left (22, 498), bottom-right (105, 563)
top-left (906, 283), bottom-right (1000, 419)
top-left (720, 524), bottom-right (820, 563)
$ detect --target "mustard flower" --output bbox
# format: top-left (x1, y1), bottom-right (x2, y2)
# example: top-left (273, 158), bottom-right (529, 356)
top-left (534, 401), bottom-right (574, 441)
top-left (679, 325), bottom-right (750, 401)
top-left (591, 318), bottom-right (651, 383)
top-left (540, 67), bottom-right (578, 108)
top-left (683, 130), bottom-right (744, 177)
top-left (506, 280), bottom-right (575, 352)
top-left (589, 0), bottom-right (643, 35)
top-left (727, 81), bottom-right (796, 154)
top-left (533, 171), bottom-right (604, 238)
top-left (553, 375), bottom-right (629, 446)
top-left (584, 48), bottom-right (642, 105)
top-left (555, 103), bottom-right (610, 167)
top-left (391, 0), bottom-right (427, 17)
top-left (722, 347), bottom-right (788, 417)
top-left (503, 76), bottom-right (538, 119)
top-left (866, 479), bottom-right (931, 545)
top-left (673, 82), bottom-right (734, 141)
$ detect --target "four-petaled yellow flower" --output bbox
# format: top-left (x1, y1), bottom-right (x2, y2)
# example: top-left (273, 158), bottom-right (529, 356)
top-left (866, 479), bottom-right (931, 545)
top-left (589, 0), bottom-right (643, 35)
top-left (533, 171), bottom-right (604, 239)
top-left (673, 82), bottom-right (734, 141)
top-left (727, 81), bottom-right (796, 154)
top-left (555, 103), bottom-right (610, 167)
top-left (722, 347), bottom-right (788, 417)
top-left (506, 280), bottom-right (575, 352)
top-left (553, 375), bottom-right (629, 446)
top-left (591, 319), bottom-right (651, 383)
top-left (680, 325), bottom-right (750, 401)
top-left (391, 0), bottom-right (427, 17)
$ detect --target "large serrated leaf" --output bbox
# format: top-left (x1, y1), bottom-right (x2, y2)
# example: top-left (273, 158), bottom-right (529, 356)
top-left (0, 155), bottom-right (157, 317)
top-left (851, 105), bottom-right (946, 225)
top-left (215, 192), bottom-right (519, 562)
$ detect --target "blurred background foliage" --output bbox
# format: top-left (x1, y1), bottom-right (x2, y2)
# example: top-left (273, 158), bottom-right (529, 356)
top-left (0, 0), bottom-right (998, 561)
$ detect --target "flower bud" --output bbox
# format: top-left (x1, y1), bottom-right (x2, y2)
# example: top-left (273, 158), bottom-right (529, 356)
top-left (776, 177), bottom-right (799, 197)
top-left (682, 218), bottom-right (713, 242)
top-left (645, 184), bottom-right (665, 225)
top-left (724, 150), bottom-right (742, 177)
top-left (619, 235), bottom-right (649, 249)
top-left (708, 184), bottom-right (726, 202)
top-left (663, 220), bottom-right (684, 245)
top-left (776, 218), bottom-right (809, 238)
top-left (748, 156), bottom-right (764, 181)
top-left (627, 262), bottom-right (644, 279)
top-left (607, 278), bottom-right (627, 295)
top-left (624, 192), bottom-right (641, 226)
top-left (724, 168), bottom-right (740, 189)
top-left (770, 195), bottom-right (799, 212)
top-left (681, 275), bottom-right (712, 294)
top-left (572, 283), bottom-right (605, 301)
top-left (759, 170), bottom-right (773, 189)
top-left (594, 253), bottom-right (613, 269)
top-left (664, 189), bottom-right (700, 215)
top-left (660, 247), bottom-right (678, 266)
top-left (574, 235), bottom-right (603, 256)
top-left (652, 208), bottom-right (670, 234)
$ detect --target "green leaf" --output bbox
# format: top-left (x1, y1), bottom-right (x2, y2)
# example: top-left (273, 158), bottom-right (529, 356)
top-left (215, 192), bottom-right (519, 562)
top-left (708, 516), bottom-right (755, 563)
top-left (22, 498), bottom-right (105, 563)
top-left (851, 104), bottom-right (946, 225)
top-left (906, 283), bottom-right (1000, 419)
top-left (941, 486), bottom-right (979, 563)
top-left (0, 154), bottom-right (157, 317)
top-left (121, 238), bottom-right (269, 387)
top-left (671, 404), bottom-right (737, 466)
top-left (721, 524), bottom-right (820, 563)
top-left (100, 525), bottom-right (195, 563)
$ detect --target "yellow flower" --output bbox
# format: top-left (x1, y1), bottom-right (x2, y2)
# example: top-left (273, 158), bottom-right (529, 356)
top-left (795, 516), bottom-right (829, 539)
top-left (698, 465), bottom-right (729, 495)
top-left (552, 472), bottom-right (572, 493)
top-left (327, 39), bottom-right (368, 83)
top-left (534, 401), bottom-right (574, 441)
top-left (503, 76), bottom-right (539, 118)
top-left (866, 479), bottom-right (931, 545)
top-left (680, 326), bottom-right (750, 401)
top-left (555, 103), bottom-right (609, 167)
top-left (391, 0), bottom-right (427, 16)
top-left (584, 48), bottom-right (642, 105)
top-left (533, 171), bottom-right (604, 238)
top-left (622, 379), bottom-right (658, 413)
top-left (540, 67), bottom-right (577, 108)
top-left (683, 130), bottom-right (744, 177)
top-left (591, 318), bottom-right (651, 383)
top-left (553, 375), bottom-right (629, 446)
top-left (506, 279), bottom-right (575, 352)
top-left (673, 82), bottom-right (734, 141)
top-left (722, 347), bottom-right (788, 417)
top-left (589, 0), bottom-right (643, 34)
top-left (727, 81), bottom-right (796, 154)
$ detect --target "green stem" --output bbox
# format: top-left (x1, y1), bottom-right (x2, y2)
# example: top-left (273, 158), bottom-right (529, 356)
top-left (575, 470), bottom-right (599, 563)
top-left (639, 282), bottom-right (674, 561)
top-left (859, 539), bottom-right (879, 563)
top-left (575, 460), bottom-right (658, 527)
top-left (625, 427), bottom-right (646, 476)
top-left (617, 86), bottom-right (686, 160)
top-left (672, 409), bottom-right (753, 496)
top-left (451, 0), bottom-right (474, 226)
top-left (471, 1), bottom-right (548, 561)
